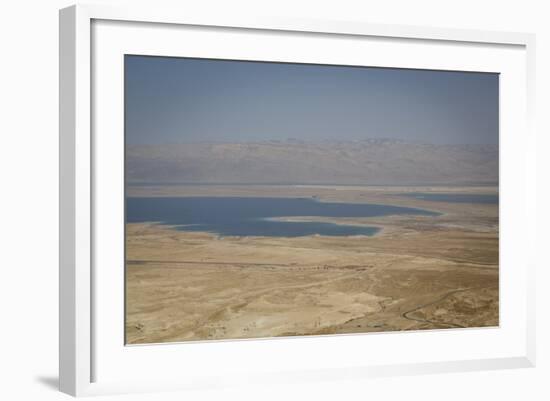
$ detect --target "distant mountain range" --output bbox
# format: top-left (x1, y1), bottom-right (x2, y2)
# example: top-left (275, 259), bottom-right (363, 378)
top-left (126, 139), bottom-right (498, 186)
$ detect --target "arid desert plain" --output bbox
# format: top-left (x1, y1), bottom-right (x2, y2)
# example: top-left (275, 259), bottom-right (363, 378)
top-left (125, 184), bottom-right (498, 344)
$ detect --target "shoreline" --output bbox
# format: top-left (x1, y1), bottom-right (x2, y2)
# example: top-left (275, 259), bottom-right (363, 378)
top-left (125, 184), bottom-right (498, 344)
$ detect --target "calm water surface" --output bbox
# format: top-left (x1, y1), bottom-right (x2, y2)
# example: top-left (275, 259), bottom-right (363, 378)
top-left (400, 193), bottom-right (499, 204)
top-left (126, 197), bottom-right (439, 237)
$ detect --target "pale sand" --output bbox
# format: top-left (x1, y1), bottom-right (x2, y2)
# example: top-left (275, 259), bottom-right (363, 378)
top-left (125, 185), bottom-right (498, 344)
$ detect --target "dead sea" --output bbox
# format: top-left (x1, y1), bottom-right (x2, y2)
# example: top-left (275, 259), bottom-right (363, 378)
top-left (125, 185), bottom-right (498, 344)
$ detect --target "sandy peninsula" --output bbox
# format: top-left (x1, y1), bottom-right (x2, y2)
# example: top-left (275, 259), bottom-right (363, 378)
top-left (125, 185), bottom-right (498, 344)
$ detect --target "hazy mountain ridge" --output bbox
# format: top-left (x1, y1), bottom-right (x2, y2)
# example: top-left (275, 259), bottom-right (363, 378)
top-left (127, 139), bottom-right (498, 186)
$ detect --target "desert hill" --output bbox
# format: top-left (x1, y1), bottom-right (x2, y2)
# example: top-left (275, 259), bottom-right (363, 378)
top-left (126, 139), bottom-right (497, 186)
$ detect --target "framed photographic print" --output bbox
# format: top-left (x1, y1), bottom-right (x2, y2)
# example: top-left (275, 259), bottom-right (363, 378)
top-left (59, 4), bottom-right (536, 396)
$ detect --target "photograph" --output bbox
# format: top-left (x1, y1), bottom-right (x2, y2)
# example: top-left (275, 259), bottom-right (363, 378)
top-left (1, 0), bottom-right (544, 399)
top-left (124, 55), bottom-right (499, 345)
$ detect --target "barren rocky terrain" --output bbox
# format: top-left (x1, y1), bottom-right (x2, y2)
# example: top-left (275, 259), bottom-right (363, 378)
top-left (125, 185), bottom-right (498, 344)
top-left (126, 140), bottom-right (498, 186)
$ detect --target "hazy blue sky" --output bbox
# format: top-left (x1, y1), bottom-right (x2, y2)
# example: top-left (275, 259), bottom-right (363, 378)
top-left (125, 55), bottom-right (498, 145)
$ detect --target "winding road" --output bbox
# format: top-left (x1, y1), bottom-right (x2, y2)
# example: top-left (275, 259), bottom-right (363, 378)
top-left (401, 288), bottom-right (474, 329)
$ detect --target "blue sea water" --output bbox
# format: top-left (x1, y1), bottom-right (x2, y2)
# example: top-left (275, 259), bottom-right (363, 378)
top-left (126, 197), bottom-right (438, 237)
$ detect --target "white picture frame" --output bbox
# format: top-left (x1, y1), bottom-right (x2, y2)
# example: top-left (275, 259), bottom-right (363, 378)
top-left (59, 4), bottom-right (536, 397)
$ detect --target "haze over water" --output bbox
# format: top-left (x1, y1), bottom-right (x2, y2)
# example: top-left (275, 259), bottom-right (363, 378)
top-left (401, 193), bottom-right (499, 204)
